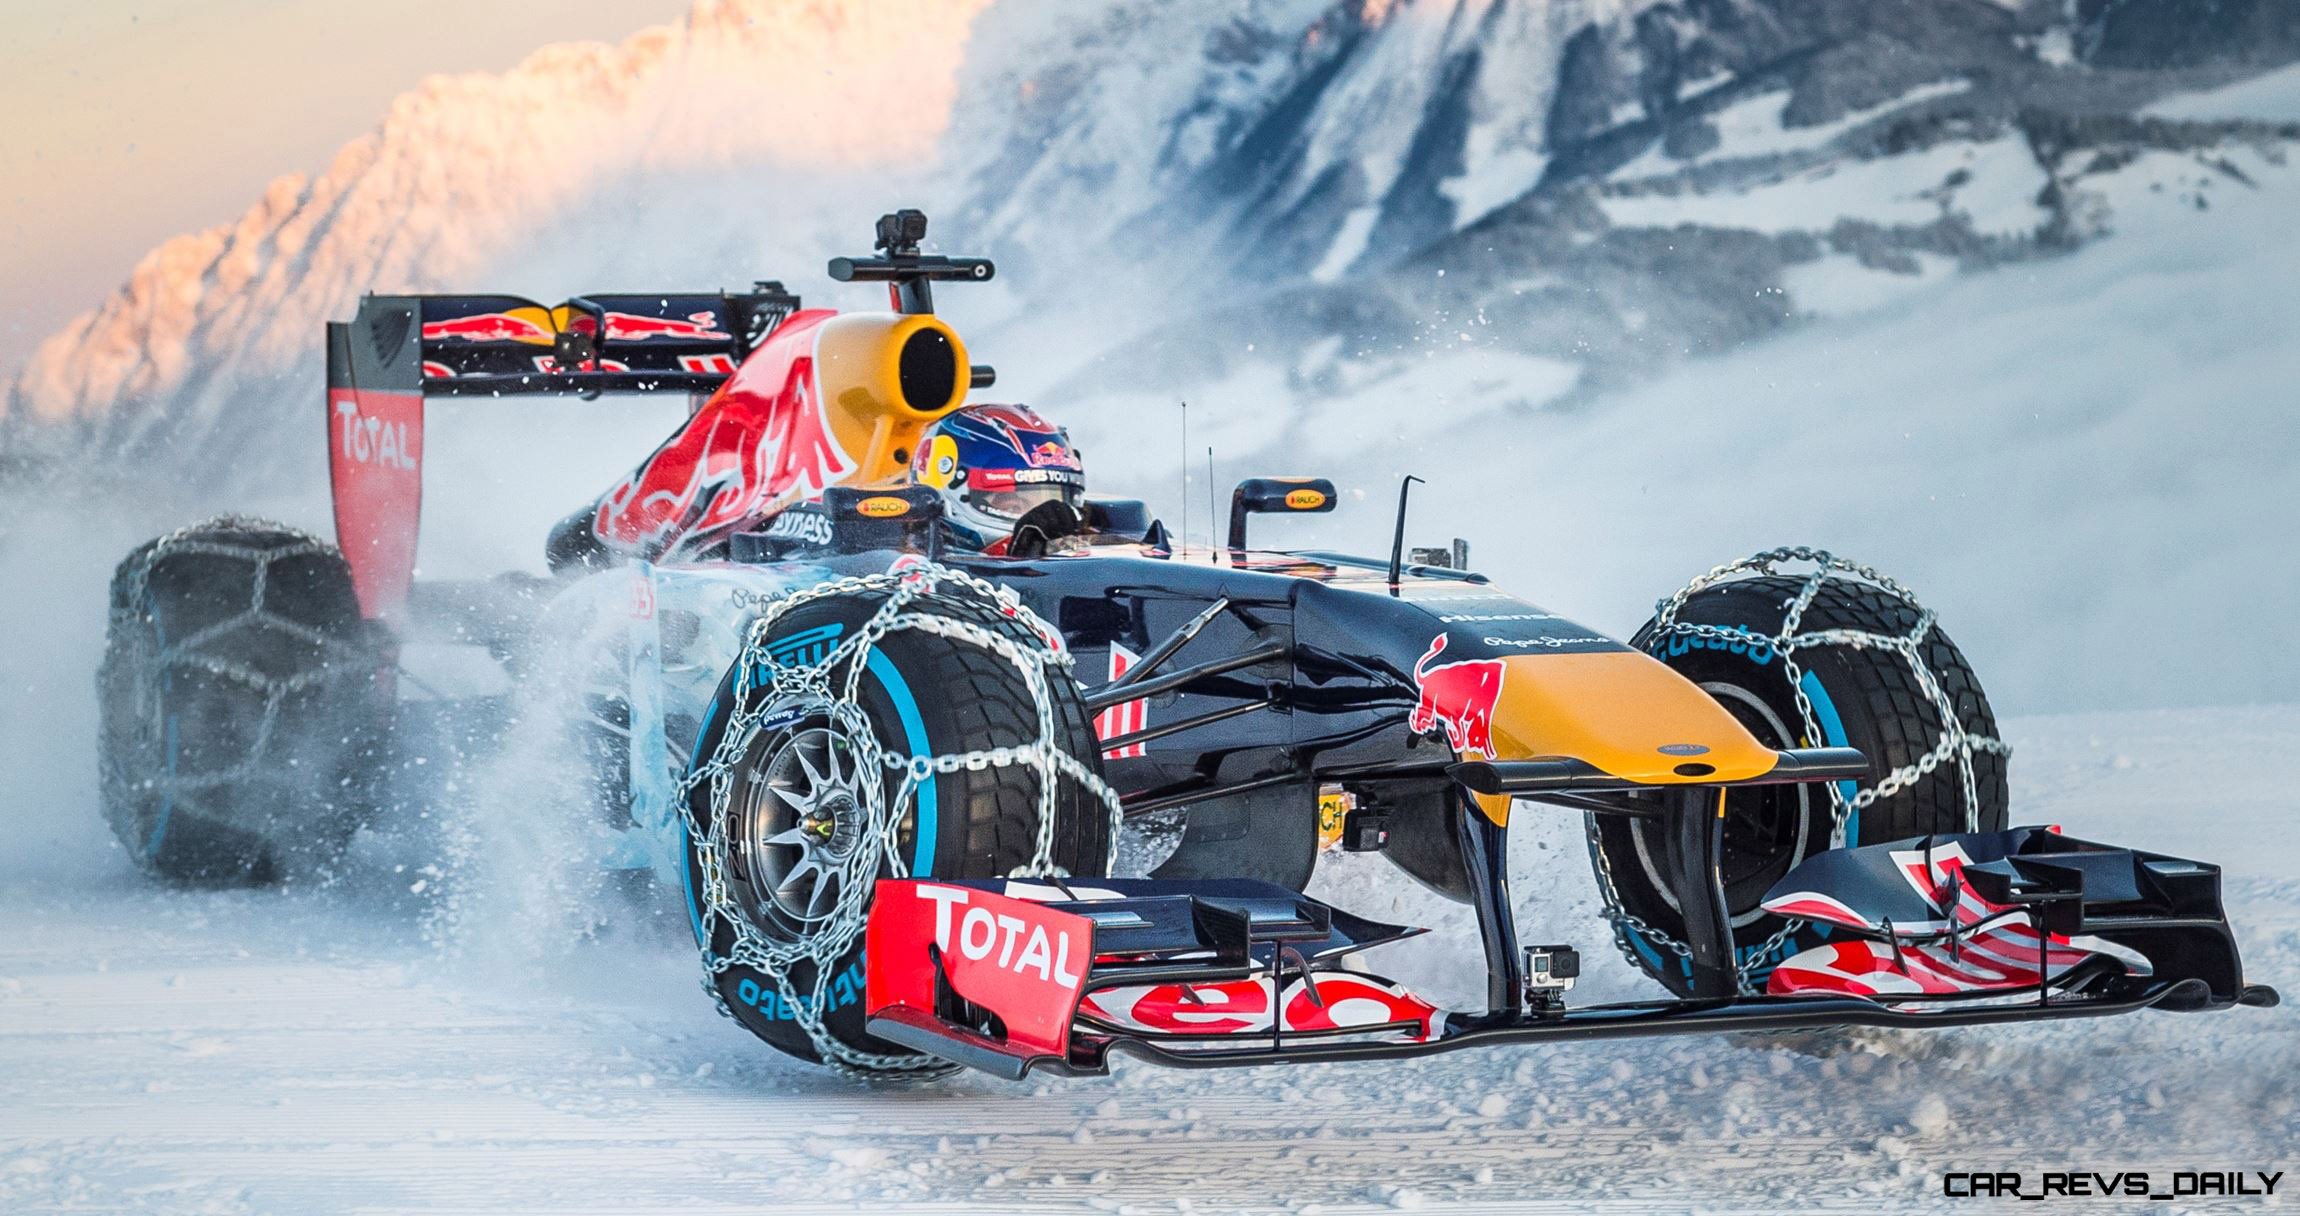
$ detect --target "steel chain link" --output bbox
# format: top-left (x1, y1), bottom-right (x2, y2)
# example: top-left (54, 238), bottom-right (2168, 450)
top-left (1588, 548), bottom-right (2009, 994)
top-left (100, 515), bottom-right (374, 842)
top-left (672, 559), bottom-right (1121, 1078)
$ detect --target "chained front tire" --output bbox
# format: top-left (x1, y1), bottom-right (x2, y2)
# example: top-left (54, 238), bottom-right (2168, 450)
top-left (681, 581), bottom-right (1112, 1075)
top-left (1594, 560), bottom-right (2008, 996)
top-left (98, 518), bottom-right (388, 885)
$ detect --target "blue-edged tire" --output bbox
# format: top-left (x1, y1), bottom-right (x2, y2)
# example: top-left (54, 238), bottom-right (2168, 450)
top-left (1596, 574), bottom-right (2008, 996)
top-left (680, 588), bottom-right (1112, 1071)
top-left (97, 520), bottom-right (389, 886)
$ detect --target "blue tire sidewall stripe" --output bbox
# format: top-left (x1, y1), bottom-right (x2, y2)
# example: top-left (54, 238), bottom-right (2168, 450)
top-left (678, 640), bottom-right (941, 952)
top-left (1795, 669), bottom-right (1859, 844)
top-left (862, 648), bottom-right (939, 880)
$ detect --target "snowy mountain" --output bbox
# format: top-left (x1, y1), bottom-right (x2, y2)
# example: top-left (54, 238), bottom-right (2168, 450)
top-left (1023, 0), bottom-right (2300, 412)
top-left (945, 0), bottom-right (1648, 284)
top-left (0, 0), bottom-right (990, 476)
top-left (4, 0), bottom-right (2298, 490)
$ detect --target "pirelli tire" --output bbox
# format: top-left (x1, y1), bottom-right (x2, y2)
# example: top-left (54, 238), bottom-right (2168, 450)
top-left (98, 519), bottom-right (390, 886)
top-left (681, 587), bottom-right (1113, 1073)
top-left (1598, 573), bottom-right (2009, 996)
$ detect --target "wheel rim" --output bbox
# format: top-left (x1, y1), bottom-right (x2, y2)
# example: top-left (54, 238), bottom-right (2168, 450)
top-left (1628, 681), bottom-right (1814, 928)
top-left (732, 724), bottom-right (869, 931)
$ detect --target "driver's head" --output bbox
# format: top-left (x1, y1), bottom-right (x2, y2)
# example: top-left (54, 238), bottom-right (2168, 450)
top-left (912, 403), bottom-right (1084, 552)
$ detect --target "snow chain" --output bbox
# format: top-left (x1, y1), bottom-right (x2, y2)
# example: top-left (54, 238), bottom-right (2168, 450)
top-left (1589, 548), bottom-right (2012, 993)
top-left (100, 515), bottom-right (373, 838)
top-left (675, 559), bottom-right (1121, 1078)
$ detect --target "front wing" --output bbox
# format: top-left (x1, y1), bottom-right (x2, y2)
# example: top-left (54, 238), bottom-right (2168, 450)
top-left (862, 830), bottom-right (2277, 1080)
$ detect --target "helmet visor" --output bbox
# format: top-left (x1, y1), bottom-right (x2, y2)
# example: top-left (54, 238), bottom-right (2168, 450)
top-left (964, 480), bottom-right (1081, 523)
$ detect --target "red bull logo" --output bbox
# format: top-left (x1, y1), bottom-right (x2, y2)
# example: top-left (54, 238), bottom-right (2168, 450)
top-left (592, 311), bottom-right (853, 556)
top-left (422, 308), bottom-right (730, 346)
top-left (1408, 634), bottom-right (1507, 759)
top-left (597, 310), bottom-right (731, 342)
top-left (421, 311), bottom-right (554, 344)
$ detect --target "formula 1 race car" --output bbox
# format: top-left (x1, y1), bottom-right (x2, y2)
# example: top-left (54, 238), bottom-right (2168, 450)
top-left (98, 211), bottom-right (2278, 1080)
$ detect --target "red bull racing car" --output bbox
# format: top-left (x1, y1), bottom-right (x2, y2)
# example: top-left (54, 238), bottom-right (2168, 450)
top-left (98, 211), bottom-right (2277, 1080)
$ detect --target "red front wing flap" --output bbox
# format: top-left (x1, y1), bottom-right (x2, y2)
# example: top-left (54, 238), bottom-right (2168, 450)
top-left (865, 879), bottom-right (1095, 1077)
top-left (864, 877), bottom-right (1438, 1077)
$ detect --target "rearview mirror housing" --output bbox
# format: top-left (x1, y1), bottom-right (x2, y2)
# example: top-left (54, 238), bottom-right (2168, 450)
top-left (1229, 477), bottom-right (1337, 552)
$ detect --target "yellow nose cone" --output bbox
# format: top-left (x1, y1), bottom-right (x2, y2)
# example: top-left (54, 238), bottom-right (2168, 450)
top-left (1483, 650), bottom-right (1780, 783)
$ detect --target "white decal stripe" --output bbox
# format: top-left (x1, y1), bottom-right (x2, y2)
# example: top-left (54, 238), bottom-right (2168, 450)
top-left (1096, 644), bottom-right (1147, 759)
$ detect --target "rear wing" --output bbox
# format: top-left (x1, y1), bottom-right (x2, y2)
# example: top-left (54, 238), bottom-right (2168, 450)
top-left (326, 285), bottom-right (799, 400)
top-left (325, 285), bottom-right (801, 619)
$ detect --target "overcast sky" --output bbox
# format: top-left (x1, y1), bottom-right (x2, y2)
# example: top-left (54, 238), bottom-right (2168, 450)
top-left (0, 0), bottom-right (693, 379)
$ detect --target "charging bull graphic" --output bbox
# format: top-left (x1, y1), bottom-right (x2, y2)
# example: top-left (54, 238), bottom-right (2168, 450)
top-left (588, 309), bottom-right (973, 559)
top-left (592, 311), bottom-right (854, 557)
top-left (420, 310), bottom-right (557, 344)
top-left (421, 306), bottom-right (731, 346)
top-left (585, 311), bottom-right (731, 342)
top-left (1409, 634), bottom-right (1507, 759)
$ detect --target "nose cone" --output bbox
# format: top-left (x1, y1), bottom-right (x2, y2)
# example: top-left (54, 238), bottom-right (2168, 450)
top-left (1477, 650), bottom-right (1779, 783)
top-left (1292, 579), bottom-right (1778, 784)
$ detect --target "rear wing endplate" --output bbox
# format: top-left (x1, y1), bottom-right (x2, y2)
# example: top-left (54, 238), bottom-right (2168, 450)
top-left (324, 286), bottom-right (800, 618)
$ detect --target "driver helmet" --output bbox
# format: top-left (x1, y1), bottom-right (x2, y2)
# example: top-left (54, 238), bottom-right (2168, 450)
top-left (912, 403), bottom-right (1085, 552)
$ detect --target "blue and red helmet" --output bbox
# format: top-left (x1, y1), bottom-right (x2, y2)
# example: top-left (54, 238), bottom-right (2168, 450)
top-left (912, 403), bottom-right (1085, 552)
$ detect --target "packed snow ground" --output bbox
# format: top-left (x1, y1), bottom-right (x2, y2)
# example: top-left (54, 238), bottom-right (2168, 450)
top-left (2, 706), bottom-right (2293, 1215)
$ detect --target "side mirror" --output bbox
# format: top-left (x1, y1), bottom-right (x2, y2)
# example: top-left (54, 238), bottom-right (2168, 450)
top-left (1228, 477), bottom-right (1337, 553)
top-left (1083, 497), bottom-right (1152, 542)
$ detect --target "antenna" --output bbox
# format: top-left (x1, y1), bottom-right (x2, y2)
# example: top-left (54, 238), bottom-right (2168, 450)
top-left (1207, 447), bottom-right (1217, 561)
top-left (1388, 474), bottom-right (1425, 595)
top-left (1179, 401), bottom-right (1189, 556)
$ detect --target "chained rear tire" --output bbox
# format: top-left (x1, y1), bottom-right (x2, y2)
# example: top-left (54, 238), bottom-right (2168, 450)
top-left (98, 519), bottom-right (388, 886)
top-left (682, 586), bottom-right (1112, 1073)
top-left (1595, 572), bottom-right (2008, 996)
